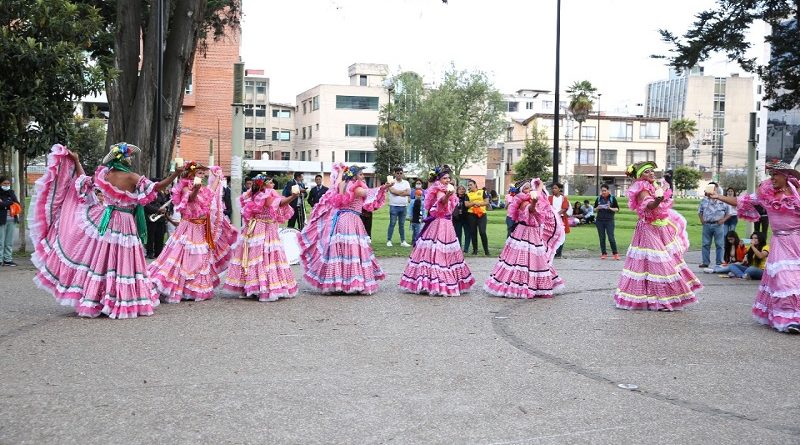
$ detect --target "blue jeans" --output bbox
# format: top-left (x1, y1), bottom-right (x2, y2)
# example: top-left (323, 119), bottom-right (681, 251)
top-left (387, 206), bottom-right (407, 242)
top-left (410, 222), bottom-right (422, 246)
top-left (724, 215), bottom-right (738, 236)
top-left (595, 219), bottom-right (618, 255)
top-left (728, 264), bottom-right (764, 280)
top-left (505, 216), bottom-right (514, 237)
top-left (701, 223), bottom-right (725, 265)
top-left (711, 264), bottom-right (733, 274)
top-left (454, 218), bottom-right (470, 252)
top-left (0, 221), bottom-right (14, 262)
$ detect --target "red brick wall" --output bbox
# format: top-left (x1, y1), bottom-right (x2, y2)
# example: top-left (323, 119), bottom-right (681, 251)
top-left (177, 30), bottom-right (240, 175)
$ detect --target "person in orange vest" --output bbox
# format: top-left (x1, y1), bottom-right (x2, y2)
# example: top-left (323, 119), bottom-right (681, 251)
top-left (0, 176), bottom-right (21, 267)
top-left (548, 182), bottom-right (570, 258)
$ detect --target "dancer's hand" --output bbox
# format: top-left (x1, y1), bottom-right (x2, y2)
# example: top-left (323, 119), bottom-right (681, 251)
top-left (68, 151), bottom-right (80, 162)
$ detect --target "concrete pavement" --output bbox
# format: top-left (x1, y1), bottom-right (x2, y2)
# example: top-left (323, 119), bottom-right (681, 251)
top-left (1, 252), bottom-right (798, 444)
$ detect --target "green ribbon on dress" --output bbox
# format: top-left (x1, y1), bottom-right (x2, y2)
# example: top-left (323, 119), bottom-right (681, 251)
top-left (651, 218), bottom-right (669, 227)
top-left (97, 160), bottom-right (149, 244)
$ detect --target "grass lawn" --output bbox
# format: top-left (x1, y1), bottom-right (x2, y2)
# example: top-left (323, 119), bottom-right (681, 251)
top-left (365, 195), bottom-right (707, 258)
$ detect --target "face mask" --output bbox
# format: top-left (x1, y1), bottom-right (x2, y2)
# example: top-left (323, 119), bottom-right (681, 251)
top-left (415, 184), bottom-right (422, 189)
top-left (0, 186), bottom-right (9, 191)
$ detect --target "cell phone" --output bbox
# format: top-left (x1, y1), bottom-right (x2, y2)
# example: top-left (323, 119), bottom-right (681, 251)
top-left (193, 176), bottom-right (202, 186)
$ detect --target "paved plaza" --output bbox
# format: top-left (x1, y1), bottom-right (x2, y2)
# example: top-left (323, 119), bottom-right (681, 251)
top-left (1, 252), bottom-right (798, 444)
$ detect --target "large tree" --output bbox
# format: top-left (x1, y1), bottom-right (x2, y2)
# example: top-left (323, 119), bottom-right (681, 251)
top-left (406, 68), bottom-right (505, 179)
top-left (102, 0), bottom-right (240, 177)
top-left (0, 0), bottom-right (106, 251)
top-left (673, 166), bottom-right (703, 195)
top-left (655, 0), bottom-right (800, 110)
top-left (513, 125), bottom-right (553, 183)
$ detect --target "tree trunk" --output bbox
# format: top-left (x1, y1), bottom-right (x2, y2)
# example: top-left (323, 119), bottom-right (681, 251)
top-left (15, 117), bottom-right (27, 253)
top-left (106, 0), bottom-right (207, 179)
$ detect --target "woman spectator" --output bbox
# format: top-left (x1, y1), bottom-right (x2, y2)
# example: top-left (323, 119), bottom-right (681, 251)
top-left (571, 201), bottom-right (584, 225)
top-left (724, 187), bottom-right (739, 234)
top-left (594, 184), bottom-right (620, 260)
top-left (453, 185), bottom-right (470, 253)
top-left (465, 179), bottom-right (490, 255)
top-left (727, 232), bottom-right (769, 280)
top-left (704, 230), bottom-right (747, 274)
top-left (0, 176), bottom-right (21, 266)
top-left (548, 183), bottom-right (570, 258)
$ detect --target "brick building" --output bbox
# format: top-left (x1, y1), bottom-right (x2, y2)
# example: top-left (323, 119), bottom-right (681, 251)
top-left (176, 31), bottom-right (241, 175)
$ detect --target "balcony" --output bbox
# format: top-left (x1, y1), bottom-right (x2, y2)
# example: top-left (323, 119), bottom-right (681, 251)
top-left (572, 164), bottom-right (614, 175)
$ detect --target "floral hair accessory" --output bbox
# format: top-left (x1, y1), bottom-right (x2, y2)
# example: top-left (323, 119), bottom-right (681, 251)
top-left (342, 165), bottom-right (362, 181)
top-left (102, 142), bottom-right (141, 165)
top-left (252, 173), bottom-right (270, 187)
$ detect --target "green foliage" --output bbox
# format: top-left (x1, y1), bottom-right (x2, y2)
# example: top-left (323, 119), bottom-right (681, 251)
top-left (669, 118), bottom-right (698, 150)
top-left (568, 174), bottom-right (591, 195)
top-left (673, 166), bottom-right (703, 193)
top-left (68, 115), bottom-right (108, 174)
top-left (373, 134), bottom-right (405, 181)
top-left (566, 80), bottom-right (597, 122)
top-left (655, 1), bottom-right (800, 110)
top-left (513, 125), bottom-right (552, 183)
top-left (719, 171), bottom-right (747, 193)
top-left (404, 68), bottom-right (506, 180)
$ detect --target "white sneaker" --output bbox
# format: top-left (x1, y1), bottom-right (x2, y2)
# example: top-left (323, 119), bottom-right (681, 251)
top-left (386, 241), bottom-right (393, 247)
top-left (400, 241), bottom-right (411, 247)
top-left (703, 268), bottom-right (714, 273)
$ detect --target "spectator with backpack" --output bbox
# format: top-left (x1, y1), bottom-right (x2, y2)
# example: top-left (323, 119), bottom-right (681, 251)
top-left (594, 184), bottom-right (620, 260)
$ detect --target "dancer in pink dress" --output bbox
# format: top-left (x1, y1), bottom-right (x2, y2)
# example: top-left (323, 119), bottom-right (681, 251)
top-left (484, 178), bottom-right (565, 298)
top-left (297, 164), bottom-right (389, 294)
top-left (223, 174), bottom-right (299, 301)
top-left (399, 165), bottom-right (475, 296)
top-left (613, 161), bottom-right (702, 310)
top-left (29, 143), bottom-right (179, 318)
top-left (709, 162), bottom-right (800, 333)
top-left (148, 161), bottom-right (237, 303)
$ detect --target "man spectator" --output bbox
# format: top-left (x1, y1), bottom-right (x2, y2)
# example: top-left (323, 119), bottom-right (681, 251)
top-left (307, 174), bottom-right (328, 208)
top-left (242, 177), bottom-right (253, 194)
top-left (548, 182), bottom-right (570, 258)
top-left (594, 184), bottom-right (620, 260)
top-left (698, 182), bottom-right (730, 268)
top-left (222, 176), bottom-right (232, 221)
top-left (580, 199), bottom-right (595, 224)
top-left (663, 169), bottom-right (674, 191)
top-left (283, 172), bottom-right (307, 229)
top-left (386, 167), bottom-right (411, 247)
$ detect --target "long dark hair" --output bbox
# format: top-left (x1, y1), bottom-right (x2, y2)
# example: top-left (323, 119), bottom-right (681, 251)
top-left (747, 231), bottom-right (767, 264)
top-left (723, 230), bottom-right (741, 263)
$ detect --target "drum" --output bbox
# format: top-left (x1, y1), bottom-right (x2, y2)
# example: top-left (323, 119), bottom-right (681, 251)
top-left (279, 228), bottom-right (301, 265)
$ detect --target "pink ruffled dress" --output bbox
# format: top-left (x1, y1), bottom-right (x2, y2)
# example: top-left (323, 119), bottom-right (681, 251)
top-left (223, 188), bottom-right (298, 301)
top-left (613, 179), bottom-right (702, 310)
top-left (399, 181), bottom-right (475, 296)
top-left (736, 180), bottom-right (800, 332)
top-left (29, 144), bottom-right (160, 318)
top-left (297, 179), bottom-right (387, 294)
top-left (484, 187), bottom-right (565, 298)
top-left (148, 171), bottom-right (237, 303)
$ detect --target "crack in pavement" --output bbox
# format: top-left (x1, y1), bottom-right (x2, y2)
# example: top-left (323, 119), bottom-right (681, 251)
top-left (491, 290), bottom-right (800, 438)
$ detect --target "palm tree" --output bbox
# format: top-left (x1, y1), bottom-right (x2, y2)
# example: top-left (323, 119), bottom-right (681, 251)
top-left (669, 118), bottom-right (697, 150)
top-left (566, 80), bottom-right (597, 169)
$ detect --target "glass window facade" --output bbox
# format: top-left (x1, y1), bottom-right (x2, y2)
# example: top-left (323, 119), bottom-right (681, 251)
top-left (345, 150), bottom-right (377, 162)
top-left (272, 130), bottom-right (291, 141)
top-left (345, 124), bottom-right (379, 137)
top-left (639, 122), bottom-right (660, 139)
top-left (336, 96), bottom-right (379, 110)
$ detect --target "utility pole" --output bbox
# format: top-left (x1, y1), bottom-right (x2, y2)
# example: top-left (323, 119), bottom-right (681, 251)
top-left (552, 0), bottom-right (561, 184)
top-left (230, 61), bottom-right (245, 228)
top-left (746, 113), bottom-right (757, 236)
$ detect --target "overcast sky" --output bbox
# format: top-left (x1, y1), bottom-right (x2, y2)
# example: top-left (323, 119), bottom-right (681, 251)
top-left (241, 0), bottom-right (764, 112)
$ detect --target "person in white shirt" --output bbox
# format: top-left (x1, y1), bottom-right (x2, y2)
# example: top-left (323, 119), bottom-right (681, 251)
top-left (387, 167), bottom-right (411, 247)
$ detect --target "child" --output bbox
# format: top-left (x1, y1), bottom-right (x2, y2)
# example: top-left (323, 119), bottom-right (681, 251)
top-left (408, 179), bottom-right (425, 247)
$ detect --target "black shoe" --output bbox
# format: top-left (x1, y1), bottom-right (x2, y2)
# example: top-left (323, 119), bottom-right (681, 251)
top-left (3, 261), bottom-right (17, 267)
top-left (472, 251), bottom-right (478, 255)
top-left (699, 264), bottom-right (709, 268)
top-left (786, 324), bottom-right (800, 334)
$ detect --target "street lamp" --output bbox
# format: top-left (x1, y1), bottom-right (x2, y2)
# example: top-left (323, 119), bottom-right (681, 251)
top-left (552, 0), bottom-right (562, 184)
top-left (595, 93), bottom-right (602, 194)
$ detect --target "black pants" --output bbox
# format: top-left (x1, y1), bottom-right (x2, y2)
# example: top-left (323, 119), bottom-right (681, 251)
top-left (361, 211), bottom-right (373, 237)
top-left (754, 216), bottom-right (769, 235)
top-left (467, 213), bottom-right (489, 255)
top-left (288, 204), bottom-right (306, 230)
top-left (595, 219), bottom-right (618, 255)
top-left (146, 221), bottom-right (166, 258)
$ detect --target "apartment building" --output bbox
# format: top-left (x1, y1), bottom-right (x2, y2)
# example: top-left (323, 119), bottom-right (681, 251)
top-left (240, 69), bottom-right (297, 162)
top-left (504, 113), bottom-right (669, 193)
top-left (645, 69), bottom-right (754, 177)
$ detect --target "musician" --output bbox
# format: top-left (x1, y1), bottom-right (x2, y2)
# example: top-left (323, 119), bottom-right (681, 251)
top-left (283, 172), bottom-right (307, 229)
top-left (144, 179), bottom-right (171, 259)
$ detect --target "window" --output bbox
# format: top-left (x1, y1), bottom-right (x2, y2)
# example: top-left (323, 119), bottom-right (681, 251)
top-left (303, 102), bottom-right (307, 114)
top-left (244, 105), bottom-right (254, 116)
top-left (757, 85), bottom-right (762, 94)
top-left (526, 102), bottom-right (534, 110)
top-left (626, 150), bottom-right (656, 164)
top-left (756, 101), bottom-right (761, 111)
top-left (302, 127), bottom-right (306, 139)
top-left (254, 128), bottom-right (266, 140)
top-left (244, 150), bottom-right (254, 160)
top-left (609, 121), bottom-right (633, 141)
top-left (336, 95), bottom-right (379, 110)
top-left (639, 122), bottom-right (660, 139)
top-left (714, 101), bottom-right (725, 112)
top-left (359, 75), bottom-right (367, 86)
top-left (331, 152), bottom-right (335, 162)
top-left (244, 127), bottom-right (254, 139)
top-left (255, 81), bottom-right (267, 95)
top-left (272, 109), bottom-right (291, 118)
top-left (542, 100), bottom-right (553, 110)
top-left (185, 73), bottom-right (193, 95)
top-left (600, 149), bottom-right (617, 165)
top-left (301, 151), bottom-right (306, 161)
top-left (316, 123), bottom-right (319, 130)
top-left (272, 130), bottom-right (291, 141)
top-left (581, 126), bottom-right (596, 140)
top-left (578, 149), bottom-right (595, 164)
top-left (345, 124), bottom-right (379, 137)
top-left (312, 95), bottom-right (320, 111)
top-left (345, 150), bottom-right (377, 163)
top-left (255, 105), bottom-right (266, 117)
top-left (506, 102), bottom-right (519, 112)
top-left (281, 152), bottom-right (290, 161)
top-left (315, 149), bottom-right (319, 157)
top-left (308, 126), bottom-right (312, 139)
top-left (506, 127), bottom-right (513, 141)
